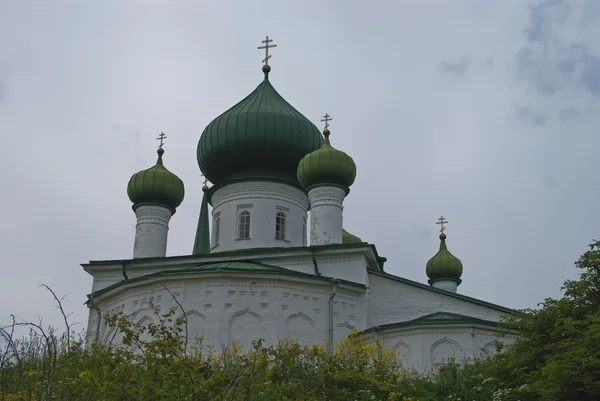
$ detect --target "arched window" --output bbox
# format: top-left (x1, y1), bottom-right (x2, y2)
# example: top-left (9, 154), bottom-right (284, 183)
top-left (214, 217), bottom-right (220, 246)
top-left (238, 211), bottom-right (251, 239)
top-left (275, 212), bottom-right (286, 240)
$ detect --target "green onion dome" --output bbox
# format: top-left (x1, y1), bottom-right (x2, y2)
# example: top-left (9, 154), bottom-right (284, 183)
top-left (127, 148), bottom-right (185, 211)
top-left (296, 129), bottom-right (357, 193)
top-left (197, 65), bottom-right (323, 185)
top-left (342, 229), bottom-right (363, 244)
top-left (426, 233), bottom-right (463, 284)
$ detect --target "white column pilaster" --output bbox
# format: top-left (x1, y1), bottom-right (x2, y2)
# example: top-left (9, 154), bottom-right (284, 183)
top-left (308, 185), bottom-right (346, 246)
top-left (133, 204), bottom-right (173, 258)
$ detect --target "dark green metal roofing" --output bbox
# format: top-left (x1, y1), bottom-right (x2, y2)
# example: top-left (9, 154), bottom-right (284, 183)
top-left (296, 129), bottom-right (356, 192)
top-left (197, 69), bottom-right (323, 185)
top-left (361, 312), bottom-right (501, 334)
top-left (86, 260), bottom-right (366, 300)
top-left (193, 187), bottom-right (210, 255)
top-left (342, 229), bottom-right (363, 244)
top-left (127, 149), bottom-right (185, 210)
top-left (426, 234), bottom-right (463, 284)
top-left (194, 261), bottom-right (282, 272)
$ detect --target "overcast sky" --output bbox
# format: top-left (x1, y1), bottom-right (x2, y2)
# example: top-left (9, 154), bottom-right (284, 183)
top-left (1, 0), bottom-right (599, 332)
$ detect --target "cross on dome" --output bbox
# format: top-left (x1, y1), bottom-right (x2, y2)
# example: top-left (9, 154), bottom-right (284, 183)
top-left (321, 113), bottom-right (332, 130)
top-left (156, 132), bottom-right (167, 149)
top-left (257, 36), bottom-right (277, 65)
top-left (436, 216), bottom-right (448, 233)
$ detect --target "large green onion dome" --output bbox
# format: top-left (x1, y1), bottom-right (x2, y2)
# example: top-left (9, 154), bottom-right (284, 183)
top-left (296, 128), bottom-right (357, 193)
top-left (197, 65), bottom-right (323, 185)
top-left (426, 233), bottom-right (463, 284)
top-left (127, 148), bottom-right (185, 211)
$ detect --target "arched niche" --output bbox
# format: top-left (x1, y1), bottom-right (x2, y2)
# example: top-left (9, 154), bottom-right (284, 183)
top-left (284, 313), bottom-right (315, 345)
top-left (228, 308), bottom-right (263, 350)
top-left (481, 341), bottom-right (497, 358)
top-left (336, 321), bottom-right (355, 341)
top-left (178, 310), bottom-right (208, 345)
top-left (392, 340), bottom-right (411, 370)
top-left (430, 337), bottom-right (463, 369)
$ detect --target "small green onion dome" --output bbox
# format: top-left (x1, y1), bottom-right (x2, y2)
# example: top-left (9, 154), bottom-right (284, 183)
top-left (197, 66), bottom-right (323, 185)
top-left (426, 233), bottom-right (463, 284)
top-left (296, 129), bottom-right (357, 193)
top-left (127, 148), bottom-right (185, 210)
top-left (342, 229), bottom-right (363, 244)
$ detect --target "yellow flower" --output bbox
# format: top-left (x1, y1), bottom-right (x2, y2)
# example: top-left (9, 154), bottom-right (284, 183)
top-left (78, 370), bottom-right (91, 381)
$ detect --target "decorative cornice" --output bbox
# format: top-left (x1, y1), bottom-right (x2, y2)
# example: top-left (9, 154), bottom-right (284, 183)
top-left (211, 181), bottom-right (309, 211)
top-left (307, 185), bottom-right (346, 209)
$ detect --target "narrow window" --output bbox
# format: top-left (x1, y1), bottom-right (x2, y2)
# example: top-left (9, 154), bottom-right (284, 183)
top-left (302, 217), bottom-right (307, 246)
top-left (238, 211), bottom-right (251, 239)
top-left (214, 217), bottom-right (220, 246)
top-left (275, 212), bottom-right (286, 240)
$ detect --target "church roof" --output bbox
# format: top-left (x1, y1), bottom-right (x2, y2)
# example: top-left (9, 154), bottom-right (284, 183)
top-left (194, 261), bottom-right (283, 272)
top-left (426, 233), bottom-right (463, 284)
top-left (85, 259), bottom-right (366, 301)
top-left (85, 242), bottom-right (387, 272)
top-left (297, 128), bottom-right (357, 193)
top-left (342, 229), bottom-right (363, 244)
top-left (127, 148), bottom-right (185, 210)
top-left (192, 186), bottom-right (210, 255)
top-left (360, 312), bottom-right (503, 333)
top-left (368, 270), bottom-right (514, 314)
top-left (197, 66), bottom-right (323, 185)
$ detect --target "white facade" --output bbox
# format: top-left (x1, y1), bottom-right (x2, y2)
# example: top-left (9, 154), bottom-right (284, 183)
top-left (209, 181), bottom-right (309, 252)
top-left (132, 204), bottom-right (174, 259)
top-left (430, 279), bottom-right (459, 293)
top-left (84, 244), bottom-right (516, 373)
top-left (307, 185), bottom-right (346, 246)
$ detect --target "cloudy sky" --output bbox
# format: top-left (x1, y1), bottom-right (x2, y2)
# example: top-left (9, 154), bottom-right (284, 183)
top-left (1, 0), bottom-right (599, 332)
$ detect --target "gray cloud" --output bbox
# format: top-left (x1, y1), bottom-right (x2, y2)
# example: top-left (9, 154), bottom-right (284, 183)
top-left (517, 0), bottom-right (600, 98)
top-left (412, 225), bottom-right (431, 239)
top-left (0, 0), bottom-right (597, 333)
top-left (438, 57), bottom-right (470, 78)
top-left (514, 105), bottom-right (548, 126)
top-left (557, 107), bottom-right (580, 121)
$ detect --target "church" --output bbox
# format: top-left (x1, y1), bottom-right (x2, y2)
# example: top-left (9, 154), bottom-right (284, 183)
top-left (83, 39), bottom-right (516, 372)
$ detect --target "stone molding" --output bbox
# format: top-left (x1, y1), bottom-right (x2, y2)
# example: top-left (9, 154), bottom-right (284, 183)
top-left (212, 181), bottom-right (309, 211)
top-left (134, 205), bottom-right (173, 227)
top-left (307, 186), bottom-right (345, 209)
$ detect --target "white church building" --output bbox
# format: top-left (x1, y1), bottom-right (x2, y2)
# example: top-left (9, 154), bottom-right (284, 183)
top-left (83, 44), bottom-right (516, 372)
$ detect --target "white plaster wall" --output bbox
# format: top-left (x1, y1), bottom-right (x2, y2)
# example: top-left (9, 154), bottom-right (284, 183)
top-left (210, 181), bottom-right (309, 252)
top-left (367, 273), bottom-right (509, 326)
top-left (133, 204), bottom-right (173, 259)
top-left (270, 252), bottom-right (370, 286)
top-left (377, 326), bottom-right (517, 372)
top-left (307, 185), bottom-right (345, 246)
top-left (88, 274), bottom-right (367, 351)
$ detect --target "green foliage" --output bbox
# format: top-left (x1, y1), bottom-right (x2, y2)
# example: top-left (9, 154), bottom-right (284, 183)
top-left (0, 310), bottom-right (428, 401)
top-left (474, 239), bottom-right (600, 401)
top-left (1, 239), bottom-right (599, 400)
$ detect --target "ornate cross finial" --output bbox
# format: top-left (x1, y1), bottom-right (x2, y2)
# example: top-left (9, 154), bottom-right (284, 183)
top-left (321, 113), bottom-right (333, 130)
top-left (257, 36), bottom-right (277, 65)
top-left (436, 216), bottom-right (448, 233)
top-left (156, 132), bottom-right (167, 149)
